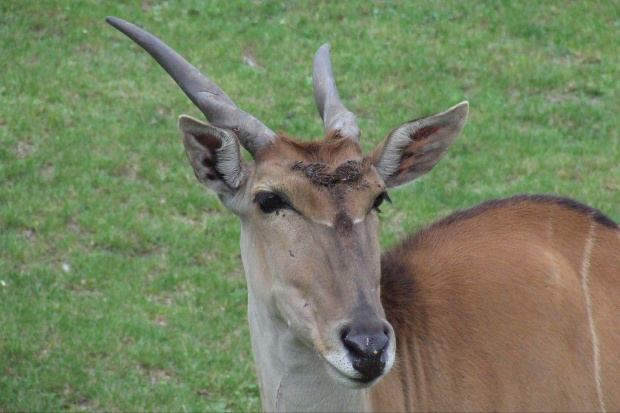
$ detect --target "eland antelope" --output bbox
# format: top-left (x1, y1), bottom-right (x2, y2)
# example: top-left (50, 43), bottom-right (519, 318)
top-left (107, 17), bottom-right (620, 412)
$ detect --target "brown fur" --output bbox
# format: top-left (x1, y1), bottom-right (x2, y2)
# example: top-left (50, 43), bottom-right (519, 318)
top-left (372, 195), bottom-right (620, 411)
top-left (256, 131), bottom-right (363, 164)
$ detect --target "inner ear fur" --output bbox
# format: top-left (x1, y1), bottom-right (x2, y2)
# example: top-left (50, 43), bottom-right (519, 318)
top-left (367, 101), bottom-right (469, 188)
top-left (178, 115), bottom-right (247, 195)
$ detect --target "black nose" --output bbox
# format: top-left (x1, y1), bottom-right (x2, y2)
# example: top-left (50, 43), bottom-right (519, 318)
top-left (341, 325), bottom-right (389, 381)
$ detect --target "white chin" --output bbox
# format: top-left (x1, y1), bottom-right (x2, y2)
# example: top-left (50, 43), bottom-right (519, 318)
top-left (325, 362), bottom-right (379, 389)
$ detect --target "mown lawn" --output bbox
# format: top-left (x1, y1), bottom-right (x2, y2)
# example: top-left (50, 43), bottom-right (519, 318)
top-left (1, 1), bottom-right (618, 411)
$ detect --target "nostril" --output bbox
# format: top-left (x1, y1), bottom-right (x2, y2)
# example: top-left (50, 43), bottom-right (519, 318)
top-left (342, 332), bottom-right (362, 355)
top-left (382, 327), bottom-right (390, 350)
top-left (375, 331), bottom-right (390, 353)
top-left (340, 328), bottom-right (353, 352)
top-left (342, 330), bottom-right (389, 358)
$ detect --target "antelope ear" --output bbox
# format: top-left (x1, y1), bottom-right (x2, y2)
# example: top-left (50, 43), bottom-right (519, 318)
top-left (178, 115), bottom-right (247, 198)
top-left (368, 102), bottom-right (468, 188)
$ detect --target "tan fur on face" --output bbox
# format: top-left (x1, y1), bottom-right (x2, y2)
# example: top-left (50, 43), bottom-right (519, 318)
top-left (244, 132), bottom-right (389, 361)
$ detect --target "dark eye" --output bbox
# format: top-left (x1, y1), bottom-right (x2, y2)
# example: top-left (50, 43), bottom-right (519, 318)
top-left (254, 192), bottom-right (287, 214)
top-left (372, 192), bottom-right (391, 213)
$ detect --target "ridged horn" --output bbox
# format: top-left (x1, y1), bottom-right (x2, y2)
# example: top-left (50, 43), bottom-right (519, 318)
top-left (312, 44), bottom-right (360, 140)
top-left (106, 17), bottom-right (276, 155)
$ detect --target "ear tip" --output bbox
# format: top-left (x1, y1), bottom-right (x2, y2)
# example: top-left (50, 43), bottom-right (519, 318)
top-left (178, 114), bottom-right (210, 131)
top-left (453, 101), bottom-right (470, 118)
top-left (178, 114), bottom-right (190, 127)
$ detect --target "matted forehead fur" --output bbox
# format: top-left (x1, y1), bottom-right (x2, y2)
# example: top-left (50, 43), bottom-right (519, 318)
top-left (253, 131), bottom-right (385, 227)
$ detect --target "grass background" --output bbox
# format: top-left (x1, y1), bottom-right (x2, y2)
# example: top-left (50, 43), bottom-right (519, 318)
top-left (1, 1), bottom-right (618, 411)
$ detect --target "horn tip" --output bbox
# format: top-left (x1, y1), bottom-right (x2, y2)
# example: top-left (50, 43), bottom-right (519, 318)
top-left (317, 43), bottom-right (332, 55)
top-left (106, 16), bottom-right (131, 31)
top-left (106, 16), bottom-right (120, 25)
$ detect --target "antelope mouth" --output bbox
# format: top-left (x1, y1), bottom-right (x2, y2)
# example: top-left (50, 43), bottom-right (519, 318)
top-left (322, 345), bottom-right (395, 389)
top-left (322, 355), bottom-right (381, 389)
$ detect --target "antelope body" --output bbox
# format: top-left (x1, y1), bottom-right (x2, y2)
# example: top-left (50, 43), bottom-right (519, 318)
top-left (107, 18), bottom-right (620, 412)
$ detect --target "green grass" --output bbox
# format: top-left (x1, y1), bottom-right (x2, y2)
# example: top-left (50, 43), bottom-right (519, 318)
top-left (1, 0), bottom-right (618, 411)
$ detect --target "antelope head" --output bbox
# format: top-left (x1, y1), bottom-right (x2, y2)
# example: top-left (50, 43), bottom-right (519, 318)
top-left (107, 18), bottom-right (468, 389)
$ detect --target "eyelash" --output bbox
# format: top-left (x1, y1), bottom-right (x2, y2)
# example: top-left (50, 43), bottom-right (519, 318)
top-left (253, 192), bottom-right (289, 214)
top-left (373, 192), bottom-right (391, 213)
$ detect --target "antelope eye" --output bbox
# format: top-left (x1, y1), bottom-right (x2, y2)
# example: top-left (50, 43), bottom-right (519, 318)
top-left (373, 192), bottom-right (391, 212)
top-left (254, 192), bottom-right (287, 214)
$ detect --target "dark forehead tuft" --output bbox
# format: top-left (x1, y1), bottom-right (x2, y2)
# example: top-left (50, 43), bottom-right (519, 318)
top-left (291, 159), bottom-right (364, 187)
